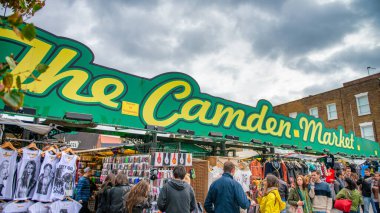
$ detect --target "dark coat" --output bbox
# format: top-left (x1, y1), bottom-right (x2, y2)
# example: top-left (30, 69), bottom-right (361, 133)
top-left (157, 179), bottom-right (196, 213)
top-left (96, 183), bottom-right (112, 213)
top-left (108, 184), bottom-right (131, 213)
top-left (204, 173), bottom-right (250, 213)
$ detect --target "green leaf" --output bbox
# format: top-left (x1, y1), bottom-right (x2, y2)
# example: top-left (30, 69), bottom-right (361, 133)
top-left (5, 56), bottom-right (16, 70)
top-left (19, 0), bottom-right (27, 9)
top-left (22, 23), bottom-right (36, 41)
top-left (2, 90), bottom-right (24, 110)
top-left (7, 12), bottom-right (23, 27)
top-left (3, 73), bottom-right (14, 89)
top-left (35, 64), bottom-right (49, 73)
top-left (16, 76), bottom-right (21, 90)
top-left (32, 3), bottom-right (43, 13)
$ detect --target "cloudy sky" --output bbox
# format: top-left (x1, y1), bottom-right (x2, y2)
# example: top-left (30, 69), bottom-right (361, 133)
top-left (12, 0), bottom-right (380, 106)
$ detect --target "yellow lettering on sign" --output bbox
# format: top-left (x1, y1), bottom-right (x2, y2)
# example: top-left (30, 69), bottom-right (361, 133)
top-left (299, 118), bottom-right (322, 143)
top-left (142, 80), bottom-right (293, 139)
top-left (0, 28), bottom-right (125, 109)
top-left (122, 101), bottom-right (139, 116)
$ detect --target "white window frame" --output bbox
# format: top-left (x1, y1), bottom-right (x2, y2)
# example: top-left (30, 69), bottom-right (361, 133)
top-left (326, 103), bottom-right (338, 120)
top-left (355, 92), bottom-right (371, 116)
top-left (309, 107), bottom-right (319, 118)
top-left (359, 122), bottom-right (375, 141)
top-left (289, 112), bottom-right (297, 118)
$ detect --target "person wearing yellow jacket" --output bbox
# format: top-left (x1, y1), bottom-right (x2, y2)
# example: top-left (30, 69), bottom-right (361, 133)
top-left (258, 174), bottom-right (286, 213)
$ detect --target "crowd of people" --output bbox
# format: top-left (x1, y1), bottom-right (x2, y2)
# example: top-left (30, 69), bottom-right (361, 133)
top-left (73, 161), bottom-right (380, 213)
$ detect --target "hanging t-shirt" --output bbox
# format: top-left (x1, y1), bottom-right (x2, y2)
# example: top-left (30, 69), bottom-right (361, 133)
top-left (14, 148), bottom-right (42, 200)
top-left (49, 200), bottom-right (82, 213)
top-left (234, 169), bottom-right (252, 192)
top-left (0, 147), bottom-right (18, 199)
top-left (32, 152), bottom-right (59, 202)
top-left (28, 202), bottom-right (51, 213)
top-left (2, 200), bottom-right (34, 213)
top-left (51, 153), bottom-right (78, 201)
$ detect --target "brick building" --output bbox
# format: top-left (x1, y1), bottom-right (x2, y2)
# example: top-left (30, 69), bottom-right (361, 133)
top-left (274, 73), bottom-right (380, 143)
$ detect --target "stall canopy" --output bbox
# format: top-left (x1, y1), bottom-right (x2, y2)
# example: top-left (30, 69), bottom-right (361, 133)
top-left (0, 24), bottom-right (379, 157)
top-left (0, 117), bottom-right (52, 135)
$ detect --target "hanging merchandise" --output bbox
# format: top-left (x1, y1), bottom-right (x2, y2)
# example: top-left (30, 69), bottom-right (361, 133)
top-left (153, 152), bottom-right (163, 167)
top-left (32, 151), bottom-right (59, 202)
top-left (163, 153), bottom-right (170, 166)
top-left (152, 152), bottom-right (192, 167)
top-left (49, 200), bottom-right (82, 213)
top-left (170, 153), bottom-right (178, 166)
top-left (185, 153), bottom-right (192, 166)
top-left (178, 153), bottom-right (186, 166)
top-left (190, 168), bottom-right (196, 179)
top-left (14, 148), bottom-right (42, 200)
top-left (2, 200), bottom-right (35, 213)
top-left (0, 147), bottom-right (17, 200)
top-left (51, 152), bottom-right (78, 201)
top-left (28, 202), bottom-right (52, 213)
top-left (234, 163), bottom-right (251, 192)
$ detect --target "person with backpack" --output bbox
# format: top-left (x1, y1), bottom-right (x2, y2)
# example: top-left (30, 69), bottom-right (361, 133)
top-left (108, 173), bottom-right (131, 213)
top-left (336, 177), bottom-right (363, 213)
top-left (287, 175), bottom-right (312, 213)
top-left (257, 174), bottom-right (286, 213)
top-left (96, 173), bottom-right (115, 213)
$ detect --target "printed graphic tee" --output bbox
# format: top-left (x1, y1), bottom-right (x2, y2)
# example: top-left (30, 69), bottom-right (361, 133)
top-left (49, 200), bottom-right (82, 213)
top-left (234, 169), bottom-right (252, 192)
top-left (28, 202), bottom-right (51, 213)
top-left (32, 152), bottom-right (59, 202)
top-left (2, 200), bottom-right (34, 213)
top-left (51, 152), bottom-right (78, 201)
top-left (0, 147), bottom-right (18, 199)
top-left (14, 148), bottom-right (42, 200)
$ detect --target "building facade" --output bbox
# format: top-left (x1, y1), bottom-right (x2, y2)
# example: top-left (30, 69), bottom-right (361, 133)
top-left (274, 73), bottom-right (380, 143)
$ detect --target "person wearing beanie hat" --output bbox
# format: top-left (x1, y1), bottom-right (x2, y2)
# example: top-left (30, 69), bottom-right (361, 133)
top-left (75, 167), bottom-right (92, 213)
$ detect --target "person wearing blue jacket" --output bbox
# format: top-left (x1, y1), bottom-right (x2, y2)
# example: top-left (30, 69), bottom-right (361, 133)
top-left (204, 161), bottom-right (251, 213)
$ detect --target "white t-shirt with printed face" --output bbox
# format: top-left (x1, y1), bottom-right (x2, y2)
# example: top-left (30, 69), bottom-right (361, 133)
top-left (2, 200), bottom-right (34, 213)
top-left (234, 169), bottom-right (252, 192)
top-left (0, 147), bottom-right (18, 199)
top-left (49, 200), bottom-right (82, 213)
top-left (14, 148), bottom-right (42, 200)
top-left (51, 153), bottom-right (78, 201)
top-left (28, 202), bottom-right (51, 213)
top-left (32, 152), bottom-right (59, 202)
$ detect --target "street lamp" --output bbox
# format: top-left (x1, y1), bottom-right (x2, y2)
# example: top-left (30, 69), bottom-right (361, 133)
top-left (367, 67), bottom-right (376, 75)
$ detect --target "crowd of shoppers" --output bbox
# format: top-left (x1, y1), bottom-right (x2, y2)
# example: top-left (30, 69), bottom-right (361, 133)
top-left (76, 161), bottom-right (380, 213)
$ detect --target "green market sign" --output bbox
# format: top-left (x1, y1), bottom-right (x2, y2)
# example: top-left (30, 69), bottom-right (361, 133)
top-left (0, 26), bottom-right (378, 157)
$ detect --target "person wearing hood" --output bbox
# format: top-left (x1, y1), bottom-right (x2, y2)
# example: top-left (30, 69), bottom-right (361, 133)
top-left (204, 161), bottom-right (251, 213)
top-left (257, 174), bottom-right (286, 213)
top-left (157, 165), bottom-right (196, 213)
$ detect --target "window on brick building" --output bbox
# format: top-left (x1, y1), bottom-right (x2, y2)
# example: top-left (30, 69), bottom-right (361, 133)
top-left (309, 107), bottom-right (318, 118)
top-left (360, 122), bottom-right (375, 141)
top-left (355, 92), bottom-right (371, 116)
top-left (289, 112), bottom-right (297, 118)
top-left (326, 103), bottom-right (337, 120)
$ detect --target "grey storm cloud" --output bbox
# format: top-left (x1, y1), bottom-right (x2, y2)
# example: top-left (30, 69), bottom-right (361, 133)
top-left (240, 0), bottom-right (360, 59)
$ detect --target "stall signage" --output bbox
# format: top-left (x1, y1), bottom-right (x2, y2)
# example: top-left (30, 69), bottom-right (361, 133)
top-left (0, 26), bottom-right (378, 156)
